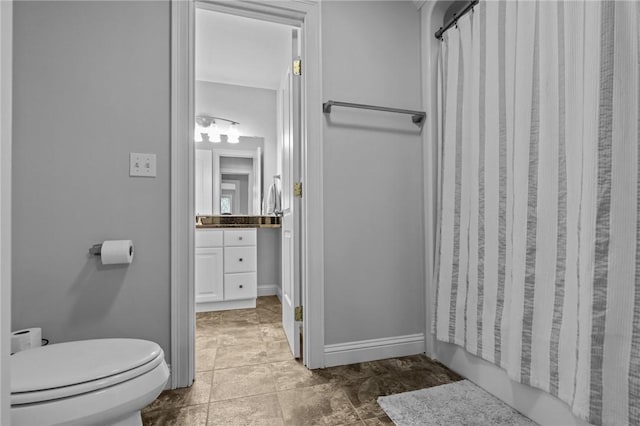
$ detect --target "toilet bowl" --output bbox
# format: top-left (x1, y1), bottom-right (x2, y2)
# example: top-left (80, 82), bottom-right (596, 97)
top-left (11, 338), bottom-right (170, 426)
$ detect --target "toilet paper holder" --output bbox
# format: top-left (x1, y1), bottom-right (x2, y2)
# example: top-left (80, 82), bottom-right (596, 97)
top-left (89, 243), bottom-right (133, 257)
top-left (89, 243), bottom-right (103, 256)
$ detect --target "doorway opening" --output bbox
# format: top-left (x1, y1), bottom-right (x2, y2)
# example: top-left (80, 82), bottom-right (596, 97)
top-left (192, 4), bottom-right (303, 382)
top-left (170, 0), bottom-right (324, 389)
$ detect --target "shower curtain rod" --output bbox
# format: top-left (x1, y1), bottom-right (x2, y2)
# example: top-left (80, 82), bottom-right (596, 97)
top-left (434, 0), bottom-right (479, 39)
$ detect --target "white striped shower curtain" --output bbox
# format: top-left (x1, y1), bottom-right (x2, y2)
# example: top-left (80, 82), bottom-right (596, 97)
top-left (435, 1), bottom-right (640, 425)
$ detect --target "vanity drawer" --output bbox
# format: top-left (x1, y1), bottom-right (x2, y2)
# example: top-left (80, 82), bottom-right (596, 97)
top-left (196, 229), bottom-right (223, 248)
top-left (224, 272), bottom-right (257, 300)
top-left (224, 247), bottom-right (256, 273)
top-left (224, 229), bottom-right (257, 247)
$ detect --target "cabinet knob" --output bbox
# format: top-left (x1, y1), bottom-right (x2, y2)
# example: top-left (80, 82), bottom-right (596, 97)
top-left (239, 236), bottom-right (243, 241)
top-left (239, 284), bottom-right (243, 289)
top-left (239, 258), bottom-right (243, 262)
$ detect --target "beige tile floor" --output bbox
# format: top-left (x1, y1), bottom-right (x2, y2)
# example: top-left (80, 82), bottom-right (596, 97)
top-left (142, 296), bottom-right (462, 425)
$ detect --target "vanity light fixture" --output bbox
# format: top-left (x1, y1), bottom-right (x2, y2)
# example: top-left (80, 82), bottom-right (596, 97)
top-left (195, 114), bottom-right (240, 143)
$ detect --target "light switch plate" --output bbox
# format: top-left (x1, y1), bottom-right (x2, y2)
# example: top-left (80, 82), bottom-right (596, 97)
top-left (130, 153), bottom-right (156, 177)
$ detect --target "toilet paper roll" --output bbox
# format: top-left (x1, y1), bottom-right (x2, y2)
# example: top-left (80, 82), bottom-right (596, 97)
top-left (11, 328), bottom-right (42, 354)
top-left (100, 240), bottom-right (134, 265)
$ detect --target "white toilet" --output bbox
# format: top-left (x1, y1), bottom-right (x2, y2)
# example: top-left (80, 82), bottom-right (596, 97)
top-left (10, 338), bottom-right (170, 426)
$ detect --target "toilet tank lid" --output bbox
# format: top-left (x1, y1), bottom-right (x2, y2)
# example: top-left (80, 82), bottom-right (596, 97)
top-left (11, 338), bottom-right (163, 393)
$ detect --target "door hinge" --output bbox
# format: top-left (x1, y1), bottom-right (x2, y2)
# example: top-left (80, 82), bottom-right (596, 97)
top-left (293, 59), bottom-right (302, 76)
top-left (293, 182), bottom-right (303, 198)
top-left (295, 306), bottom-right (303, 322)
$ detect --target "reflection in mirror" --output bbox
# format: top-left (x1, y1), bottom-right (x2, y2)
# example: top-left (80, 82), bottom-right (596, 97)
top-left (220, 173), bottom-right (248, 215)
top-left (195, 138), bottom-right (263, 216)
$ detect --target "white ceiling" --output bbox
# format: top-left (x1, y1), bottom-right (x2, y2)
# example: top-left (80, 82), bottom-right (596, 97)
top-left (196, 8), bottom-right (292, 90)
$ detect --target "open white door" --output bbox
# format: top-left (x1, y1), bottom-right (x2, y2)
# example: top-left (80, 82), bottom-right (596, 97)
top-left (281, 29), bottom-right (302, 358)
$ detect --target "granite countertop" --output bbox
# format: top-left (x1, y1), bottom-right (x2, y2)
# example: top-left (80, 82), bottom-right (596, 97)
top-left (196, 215), bottom-right (281, 229)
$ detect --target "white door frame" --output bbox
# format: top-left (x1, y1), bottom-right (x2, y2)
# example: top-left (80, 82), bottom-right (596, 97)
top-left (170, 0), bottom-right (325, 388)
top-left (0, 0), bottom-right (12, 422)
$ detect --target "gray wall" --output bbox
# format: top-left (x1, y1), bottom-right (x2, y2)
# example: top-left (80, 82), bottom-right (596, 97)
top-left (257, 229), bottom-right (281, 290)
top-left (12, 1), bottom-right (171, 360)
top-left (322, 1), bottom-right (425, 345)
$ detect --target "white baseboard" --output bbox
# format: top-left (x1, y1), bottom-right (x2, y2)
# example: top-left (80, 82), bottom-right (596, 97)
top-left (324, 333), bottom-right (426, 367)
top-left (257, 283), bottom-right (281, 298)
top-left (165, 364), bottom-right (173, 389)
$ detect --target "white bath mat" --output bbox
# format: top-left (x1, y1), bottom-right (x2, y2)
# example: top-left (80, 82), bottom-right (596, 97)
top-left (377, 380), bottom-right (538, 426)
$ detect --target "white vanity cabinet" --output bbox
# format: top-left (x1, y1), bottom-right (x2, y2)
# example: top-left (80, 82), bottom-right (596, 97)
top-left (195, 228), bottom-right (258, 312)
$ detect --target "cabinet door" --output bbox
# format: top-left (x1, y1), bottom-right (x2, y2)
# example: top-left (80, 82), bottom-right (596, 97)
top-left (195, 247), bottom-right (224, 303)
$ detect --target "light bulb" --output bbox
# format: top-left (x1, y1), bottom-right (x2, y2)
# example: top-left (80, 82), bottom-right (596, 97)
top-left (227, 123), bottom-right (240, 144)
top-left (194, 123), bottom-right (205, 142)
top-left (210, 121), bottom-right (222, 143)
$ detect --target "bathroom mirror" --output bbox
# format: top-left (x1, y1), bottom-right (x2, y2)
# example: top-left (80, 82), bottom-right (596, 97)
top-left (195, 137), bottom-right (263, 216)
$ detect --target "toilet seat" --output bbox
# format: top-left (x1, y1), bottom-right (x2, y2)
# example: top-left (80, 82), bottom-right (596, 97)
top-left (11, 338), bottom-right (164, 405)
